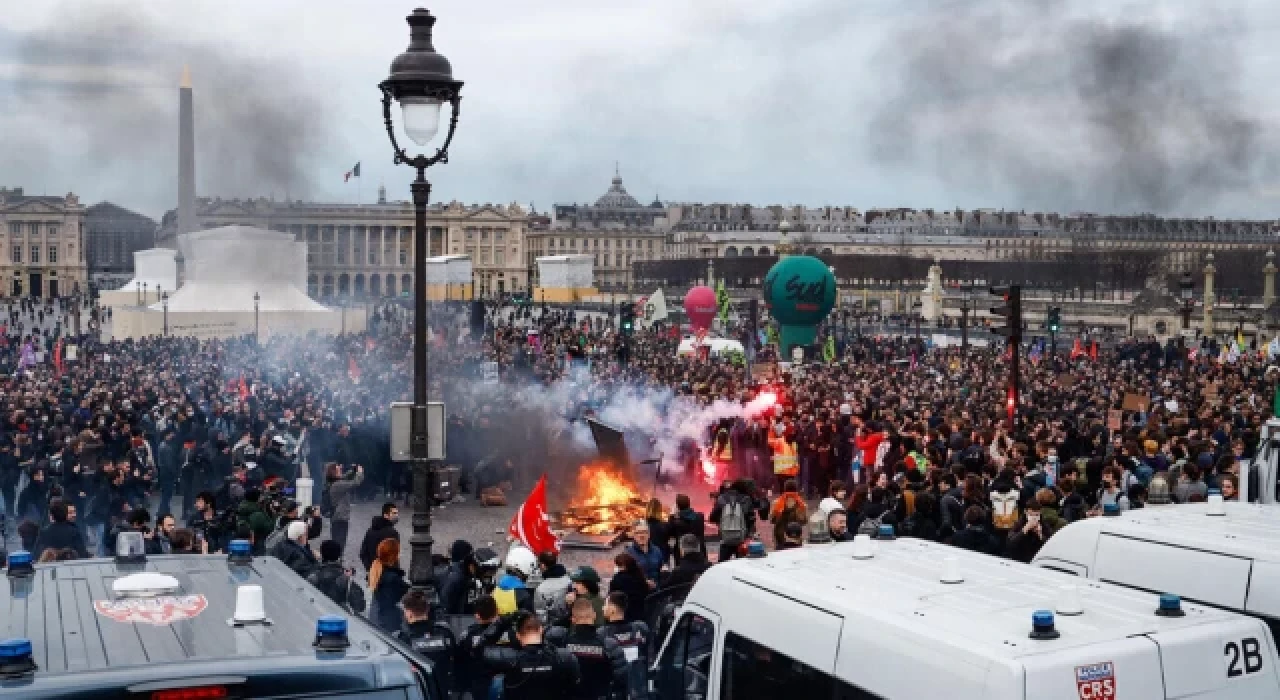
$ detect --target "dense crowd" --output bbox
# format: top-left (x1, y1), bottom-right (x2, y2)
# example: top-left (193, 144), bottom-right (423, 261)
top-left (2, 295), bottom-right (1276, 698)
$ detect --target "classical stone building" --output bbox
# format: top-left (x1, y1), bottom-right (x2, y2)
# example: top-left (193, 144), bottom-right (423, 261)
top-left (155, 186), bottom-right (530, 300)
top-left (667, 205), bottom-right (1280, 274)
top-left (0, 187), bottom-right (89, 298)
top-left (85, 202), bottom-right (156, 284)
top-left (526, 169), bottom-right (668, 290)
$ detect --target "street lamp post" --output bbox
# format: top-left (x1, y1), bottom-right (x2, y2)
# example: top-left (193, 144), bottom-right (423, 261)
top-left (1179, 270), bottom-right (1194, 330)
top-left (162, 292), bottom-right (169, 337)
top-left (135, 281), bottom-right (141, 305)
top-left (253, 291), bottom-right (260, 344)
top-left (380, 7), bottom-right (463, 593)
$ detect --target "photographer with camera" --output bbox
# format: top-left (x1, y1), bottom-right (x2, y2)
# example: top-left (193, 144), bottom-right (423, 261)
top-left (186, 491), bottom-right (221, 553)
top-left (324, 462), bottom-right (363, 549)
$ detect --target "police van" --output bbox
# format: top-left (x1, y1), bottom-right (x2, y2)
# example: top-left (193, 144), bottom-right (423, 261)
top-left (649, 533), bottom-right (1279, 699)
top-left (1032, 499), bottom-right (1280, 645)
top-left (0, 537), bottom-right (447, 700)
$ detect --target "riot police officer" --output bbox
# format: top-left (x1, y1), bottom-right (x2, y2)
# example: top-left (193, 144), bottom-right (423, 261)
top-left (392, 590), bottom-right (456, 691)
top-left (601, 592), bottom-right (650, 700)
top-left (546, 598), bottom-right (628, 700)
top-left (480, 610), bottom-right (580, 700)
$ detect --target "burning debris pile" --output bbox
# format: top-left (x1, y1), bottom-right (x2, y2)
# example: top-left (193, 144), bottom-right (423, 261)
top-left (552, 462), bottom-right (661, 545)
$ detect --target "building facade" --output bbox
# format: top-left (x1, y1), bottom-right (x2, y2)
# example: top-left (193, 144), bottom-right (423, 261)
top-left (0, 187), bottom-right (88, 298)
top-left (85, 202), bottom-right (157, 285)
top-left (526, 170), bottom-right (668, 290)
top-left (666, 204), bottom-right (1280, 273)
top-left (155, 188), bottom-right (530, 300)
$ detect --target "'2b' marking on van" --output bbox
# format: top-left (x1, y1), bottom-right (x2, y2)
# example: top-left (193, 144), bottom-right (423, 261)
top-left (1076, 662), bottom-right (1116, 700)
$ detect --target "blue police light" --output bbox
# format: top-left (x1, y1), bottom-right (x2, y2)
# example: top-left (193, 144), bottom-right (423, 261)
top-left (876, 524), bottom-right (896, 540)
top-left (0, 638), bottom-right (36, 676)
top-left (1030, 609), bottom-right (1061, 640)
top-left (227, 539), bottom-right (252, 565)
top-left (6, 550), bottom-right (33, 578)
top-left (1156, 594), bottom-right (1186, 617)
top-left (746, 541), bottom-right (767, 559)
top-left (314, 615), bottom-right (350, 651)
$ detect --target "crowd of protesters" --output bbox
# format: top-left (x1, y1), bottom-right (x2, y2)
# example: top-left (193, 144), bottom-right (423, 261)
top-left (1, 292), bottom-right (1277, 698)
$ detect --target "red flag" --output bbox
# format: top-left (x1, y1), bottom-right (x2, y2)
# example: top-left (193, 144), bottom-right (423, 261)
top-left (507, 475), bottom-right (560, 555)
top-left (1089, 340), bottom-right (1098, 361)
top-left (1070, 338), bottom-right (1083, 360)
top-left (348, 355), bottom-right (361, 382)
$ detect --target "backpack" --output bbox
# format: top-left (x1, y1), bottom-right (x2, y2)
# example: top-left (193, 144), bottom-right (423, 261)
top-left (857, 509), bottom-right (889, 537)
top-left (990, 490), bottom-right (1020, 531)
top-left (720, 498), bottom-right (747, 547)
top-left (1147, 472), bottom-right (1172, 504)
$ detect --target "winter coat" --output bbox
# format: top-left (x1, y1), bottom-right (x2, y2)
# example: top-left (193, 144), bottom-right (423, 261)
top-left (659, 552), bottom-right (710, 592)
top-left (235, 500), bottom-right (274, 553)
top-left (534, 564), bottom-right (572, 615)
top-left (623, 541), bottom-right (664, 584)
top-left (34, 521), bottom-right (89, 559)
top-left (358, 515), bottom-right (400, 572)
top-left (439, 561), bottom-right (476, 615)
top-left (948, 525), bottom-right (999, 556)
top-left (665, 508), bottom-right (707, 563)
top-left (327, 471), bottom-right (364, 522)
top-left (276, 539), bottom-right (319, 579)
top-left (369, 565), bottom-right (410, 633)
top-left (608, 569), bottom-right (651, 622)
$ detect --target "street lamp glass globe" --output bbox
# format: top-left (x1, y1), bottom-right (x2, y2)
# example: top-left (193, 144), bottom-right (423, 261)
top-left (400, 96), bottom-right (443, 147)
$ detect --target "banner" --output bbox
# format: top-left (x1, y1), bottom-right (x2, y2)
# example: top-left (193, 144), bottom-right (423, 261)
top-left (642, 288), bottom-right (669, 329)
top-left (507, 475), bottom-right (560, 555)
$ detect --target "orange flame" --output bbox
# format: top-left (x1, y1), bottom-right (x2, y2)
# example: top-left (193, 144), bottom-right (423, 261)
top-left (575, 462), bottom-right (641, 507)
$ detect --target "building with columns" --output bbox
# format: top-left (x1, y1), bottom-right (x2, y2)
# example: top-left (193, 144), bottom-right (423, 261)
top-left (155, 189), bottom-right (531, 300)
top-left (0, 187), bottom-right (89, 298)
top-left (526, 169), bottom-right (669, 291)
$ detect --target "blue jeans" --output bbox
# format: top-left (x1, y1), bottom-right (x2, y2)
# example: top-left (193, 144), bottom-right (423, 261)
top-left (90, 523), bottom-right (107, 557)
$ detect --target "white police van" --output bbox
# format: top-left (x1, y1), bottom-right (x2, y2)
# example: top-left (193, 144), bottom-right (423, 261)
top-left (1032, 499), bottom-right (1280, 646)
top-left (650, 533), bottom-right (1279, 699)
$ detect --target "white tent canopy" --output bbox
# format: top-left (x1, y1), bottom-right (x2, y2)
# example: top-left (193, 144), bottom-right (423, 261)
top-left (156, 225), bottom-right (321, 312)
top-left (114, 248), bottom-right (178, 293)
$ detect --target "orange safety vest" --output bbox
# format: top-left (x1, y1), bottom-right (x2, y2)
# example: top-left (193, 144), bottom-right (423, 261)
top-left (770, 437), bottom-right (798, 476)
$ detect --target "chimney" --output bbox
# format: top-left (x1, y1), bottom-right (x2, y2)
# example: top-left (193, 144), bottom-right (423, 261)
top-left (178, 64), bottom-right (196, 237)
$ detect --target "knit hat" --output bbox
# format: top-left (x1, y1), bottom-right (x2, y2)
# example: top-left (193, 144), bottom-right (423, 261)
top-left (569, 565), bottom-right (601, 584)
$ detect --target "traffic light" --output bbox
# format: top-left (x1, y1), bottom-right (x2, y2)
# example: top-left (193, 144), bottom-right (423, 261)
top-left (1047, 306), bottom-right (1061, 334)
top-left (989, 285), bottom-right (1022, 340)
top-left (619, 303), bottom-right (635, 335)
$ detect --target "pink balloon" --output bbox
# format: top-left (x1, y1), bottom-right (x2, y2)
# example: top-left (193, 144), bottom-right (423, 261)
top-left (684, 286), bottom-right (718, 331)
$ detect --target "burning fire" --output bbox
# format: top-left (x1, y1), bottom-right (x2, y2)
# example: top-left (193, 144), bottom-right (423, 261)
top-left (577, 462), bottom-right (641, 506)
top-left (553, 462), bottom-right (659, 539)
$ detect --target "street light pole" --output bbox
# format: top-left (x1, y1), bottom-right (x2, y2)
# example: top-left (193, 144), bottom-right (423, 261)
top-left (162, 292), bottom-right (169, 336)
top-left (254, 291), bottom-right (260, 344)
top-left (381, 7), bottom-right (463, 593)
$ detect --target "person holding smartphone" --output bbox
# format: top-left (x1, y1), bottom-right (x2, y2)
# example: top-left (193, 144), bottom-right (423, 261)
top-left (1005, 500), bottom-right (1052, 563)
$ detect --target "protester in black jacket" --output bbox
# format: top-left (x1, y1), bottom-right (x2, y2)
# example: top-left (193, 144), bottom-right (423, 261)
top-left (439, 539), bottom-right (479, 614)
top-left (948, 505), bottom-right (1000, 555)
top-left (275, 521), bottom-right (319, 578)
top-left (607, 552), bottom-right (650, 623)
top-left (34, 501), bottom-right (88, 559)
top-left (664, 494), bottom-right (706, 564)
top-left (358, 504), bottom-right (400, 571)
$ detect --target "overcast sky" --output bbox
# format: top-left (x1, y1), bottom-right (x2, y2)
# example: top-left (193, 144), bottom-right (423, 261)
top-left (2, 0), bottom-right (1280, 221)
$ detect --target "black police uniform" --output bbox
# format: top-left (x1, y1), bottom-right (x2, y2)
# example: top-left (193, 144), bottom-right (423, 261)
top-left (478, 620), bottom-right (580, 700)
top-left (546, 624), bottom-right (629, 700)
top-left (457, 619), bottom-right (515, 699)
top-left (393, 620), bottom-right (457, 691)
top-left (602, 619), bottom-right (650, 699)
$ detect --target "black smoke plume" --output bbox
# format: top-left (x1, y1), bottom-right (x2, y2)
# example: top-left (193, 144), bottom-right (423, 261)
top-left (868, 1), bottom-right (1275, 215)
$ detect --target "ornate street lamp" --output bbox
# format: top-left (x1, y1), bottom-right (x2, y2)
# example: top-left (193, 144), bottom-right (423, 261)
top-left (162, 291), bottom-right (169, 337)
top-left (1179, 270), bottom-right (1194, 330)
top-left (135, 281), bottom-right (141, 305)
top-left (254, 291), bottom-right (261, 344)
top-left (380, 7), bottom-right (463, 592)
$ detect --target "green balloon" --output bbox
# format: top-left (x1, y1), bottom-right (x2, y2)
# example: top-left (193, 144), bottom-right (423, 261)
top-left (762, 256), bottom-right (836, 354)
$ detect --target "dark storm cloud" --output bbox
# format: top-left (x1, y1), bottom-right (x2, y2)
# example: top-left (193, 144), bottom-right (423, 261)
top-left (867, 1), bottom-right (1276, 215)
top-left (0, 8), bottom-right (345, 212)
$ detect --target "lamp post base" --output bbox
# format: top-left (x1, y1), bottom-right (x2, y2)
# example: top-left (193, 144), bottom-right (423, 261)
top-left (408, 455), bottom-right (435, 594)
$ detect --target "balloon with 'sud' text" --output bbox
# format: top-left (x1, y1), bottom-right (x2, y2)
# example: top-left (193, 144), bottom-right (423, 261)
top-left (762, 256), bottom-right (836, 354)
top-left (684, 285), bottom-right (717, 331)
